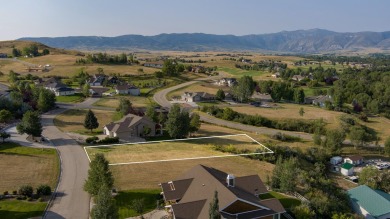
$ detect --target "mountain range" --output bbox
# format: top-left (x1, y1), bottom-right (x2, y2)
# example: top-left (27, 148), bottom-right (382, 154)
top-left (19, 29), bottom-right (390, 53)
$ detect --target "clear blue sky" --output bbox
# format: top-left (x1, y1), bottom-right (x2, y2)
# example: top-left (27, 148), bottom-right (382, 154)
top-left (0, 0), bottom-right (389, 40)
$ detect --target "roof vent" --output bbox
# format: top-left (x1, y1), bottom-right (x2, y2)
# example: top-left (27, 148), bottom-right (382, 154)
top-left (226, 174), bottom-right (235, 187)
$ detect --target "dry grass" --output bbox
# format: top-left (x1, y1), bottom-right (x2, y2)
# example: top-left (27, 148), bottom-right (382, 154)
top-left (86, 135), bottom-right (267, 164)
top-left (54, 109), bottom-right (115, 134)
top-left (361, 116), bottom-right (390, 144)
top-left (110, 156), bottom-right (274, 190)
top-left (0, 143), bottom-right (59, 192)
top-left (167, 81), bottom-right (224, 99)
top-left (93, 96), bottom-right (152, 108)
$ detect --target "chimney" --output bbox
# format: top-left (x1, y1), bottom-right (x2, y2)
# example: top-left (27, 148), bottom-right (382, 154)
top-left (226, 174), bottom-right (235, 187)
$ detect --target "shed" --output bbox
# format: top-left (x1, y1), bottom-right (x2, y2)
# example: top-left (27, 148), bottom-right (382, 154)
top-left (330, 156), bottom-right (343, 165)
top-left (341, 163), bottom-right (354, 176)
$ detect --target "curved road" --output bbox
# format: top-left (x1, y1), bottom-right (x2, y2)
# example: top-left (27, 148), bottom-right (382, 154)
top-left (153, 79), bottom-right (313, 141)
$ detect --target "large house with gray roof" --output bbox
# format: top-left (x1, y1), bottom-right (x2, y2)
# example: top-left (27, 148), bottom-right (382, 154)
top-left (348, 185), bottom-right (390, 219)
top-left (160, 165), bottom-right (285, 219)
top-left (103, 114), bottom-right (156, 140)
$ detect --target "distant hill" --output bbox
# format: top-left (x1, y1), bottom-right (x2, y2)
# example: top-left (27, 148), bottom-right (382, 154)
top-left (18, 29), bottom-right (390, 53)
top-left (0, 40), bottom-right (83, 56)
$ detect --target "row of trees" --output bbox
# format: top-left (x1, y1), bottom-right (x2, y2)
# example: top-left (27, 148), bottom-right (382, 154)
top-left (257, 80), bottom-right (305, 103)
top-left (12, 45), bottom-right (49, 57)
top-left (76, 53), bottom-right (129, 64)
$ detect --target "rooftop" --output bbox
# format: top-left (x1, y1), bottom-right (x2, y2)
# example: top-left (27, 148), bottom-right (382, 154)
top-left (348, 185), bottom-right (390, 217)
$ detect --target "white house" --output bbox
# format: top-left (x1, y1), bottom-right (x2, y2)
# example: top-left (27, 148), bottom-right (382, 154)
top-left (54, 87), bottom-right (75, 96)
top-left (344, 155), bottom-right (364, 166)
top-left (348, 185), bottom-right (390, 219)
top-left (181, 92), bottom-right (215, 102)
top-left (214, 78), bottom-right (237, 87)
top-left (340, 163), bottom-right (354, 176)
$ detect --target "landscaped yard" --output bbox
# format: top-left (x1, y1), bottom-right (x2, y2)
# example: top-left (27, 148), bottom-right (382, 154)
top-left (53, 109), bottom-right (116, 135)
top-left (56, 93), bottom-right (85, 103)
top-left (0, 200), bottom-right (47, 219)
top-left (115, 189), bottom-right (161, 219)
top-left (85, 134), bottom-right (268, 164)
top-left (259, 191), bottom-right (301, 209)
top-left (0, 142), bottom-right (59, 193)
top-left (217, 67), bottom-right (267, 77)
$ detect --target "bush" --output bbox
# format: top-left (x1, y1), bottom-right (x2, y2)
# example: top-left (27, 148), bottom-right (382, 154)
top-left (27, 197), bottom-right (33, 201)
top-left (86, 136), bottom-right (99, 144)
top-left (12, 190), bottom-right (17, 195)
top-left (271, 132), bottom-right (301, 142)
top-left (19, 185), bottom-right (33, 197)
top-left (37, 185), bottom-right (52, 196)
top-left (98, 137), bottom-right (119, 144)
top-left (3, 191), bottom-right (8, 195)
top-left (38, 197), bottom-right (44, 202)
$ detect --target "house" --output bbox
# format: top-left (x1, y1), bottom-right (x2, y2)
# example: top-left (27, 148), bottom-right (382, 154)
top-left (344, 155), bottom-right (364, 166)
top-left (37, 77), bottom-right (75, 96)
top-left (107, 76), bottom-right (120, 85)
top-left (87, 74), bottom-right (106, 86)
top-left (0, 53), bottom-right (8, 58)
top-left (341, 163), bottom-right (354, 176)
top-left (291, 75), bottom-right (305, 81)
top-left (160, 165), bottom-right (285, 219)
top-left (143, 61), bottom-right (164, 69)
top-left (348, 185), bottom-right (390, 219)
top-left (305, 95), bottom-right (332, 107)
top-left (54, 87), bottom-right (75, 96)
top-left (103, 114), bottom-right (156, 140)
top-left (330, 156), bottom-right (343, 165)
top-left (181, 92), bottom-right (215, 102)
top-left (215, 78), bottom-right (237, 87)
top-left (271, 72), bottom-right (280, 78)
top-left (89, 87), bottom-right (109, 97)
top-left (115, 84), bottom-right (141, 96)
top-left (224, 92), bottom-right (233, 101)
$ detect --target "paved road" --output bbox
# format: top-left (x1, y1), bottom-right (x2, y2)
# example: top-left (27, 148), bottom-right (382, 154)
top-left (57, 97), bottom-right (115, 111)
top-left (153, 78), bottom-right (314, 140)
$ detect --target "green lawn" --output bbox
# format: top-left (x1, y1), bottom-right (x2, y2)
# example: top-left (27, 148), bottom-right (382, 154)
top-left (115, 189), bottom-right (161, 219)
top-left (56, 93), bottom-right (85, 103)
top-left (259, 191), bottom-right (301, 209)
top-left (218, 67), bottom-right (266, 77)
top-left (0, 200), bottom-right (47, 219)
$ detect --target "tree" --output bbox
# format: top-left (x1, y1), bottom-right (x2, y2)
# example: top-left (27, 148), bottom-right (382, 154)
top-left (42, 49), bottom-right (50, 55)
top-left (19, 185), bottom-right (34, 197)
top-left (349, 126), bottom-right (367, 149)
top-left (12, 48), bottom-right (21, 57)
top-left (359, 166), bottom-right (380, 189)
top-left (322, 129), bottom-right (345, 155)
top-left (313, 129), bottom-right (322, 146)
top-left (215, 89), bottom-right (225, 101)
top-left (0, 132), bottom-right (11, 142)
top-left (232, 76), bottom-right (254, 102)
top-left (166, 104), bottom-right (190, 138)
top-left (294, 89), bottom-right (305, 104)
top-left (117, 98), bottom-right (132, 116)
top-left (162, 60), bottom-right (177, 76)
top-left (145, 105), bottom-right (158, 122)
top-left (84, 110), bottom-right (99, 133)
top-left (8, 70), bottom-right (18, 84)
top-left (0, 109), bottom-right (13, 123)
top-left (83, 83), bottom-right (91, 97)
top-left (299, 107), bottom-right (305, 117)
top-left (385, 136), bottom-right (390, 157)
top-left (209, 191), bottom-right (221, 219)
top-left (292, 204), bottom-right (315, 219)
top-left (36, 185), bottom-right (52, 196)
top-left (37, 88), bottom-right (56, 112)
top-left (91, 184), bottom-right (118, 219)
top-left (84, 153), bottom-right (114, 196)
top-left (131, 198), bottom-right (145, 215)
top-left (17, 111), bottom-right (42, 137)
top-left (331, 213), bottom-right (354, 219)
top-left (189, 113), bottom-right (201, 136)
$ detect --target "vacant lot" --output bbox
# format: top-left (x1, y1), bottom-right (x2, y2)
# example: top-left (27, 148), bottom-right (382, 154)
top-left (93, 96), bottom-right (152, 108)
top-left (0, 142), bottom-right (59, 192)
top-left (54, 109), bottom-right (116, 135)
top-left (85, 134), bottom-right (268, 164)
top-left (110, 156), bottom-right (274, 190)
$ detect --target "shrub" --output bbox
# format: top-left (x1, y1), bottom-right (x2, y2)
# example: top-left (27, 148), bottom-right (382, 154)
top-left (38, 197), bottom-right (44, 202)
top-left (19, 185), bottom-right (33, 197)
top-left (12, 190), bottom-right (17, 195)
top-left (86, 136), bottom-right (99, 144)
top-left (98, 137), bottom-right (119, 144)
top-left (37, 185), bottom-right (52, 196)
top-left (3, 191), bottom-right (8, 195)
top-left (27, 197), bottom-right (33, 201)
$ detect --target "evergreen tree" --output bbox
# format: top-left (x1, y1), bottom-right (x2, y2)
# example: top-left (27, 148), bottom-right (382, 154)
top-left (215, 89), bottom-right (225, 101)
top-left (83, 83), bottom-right (91, 97)
top-left (16, 111), bottom-right (42, 137)
top-left (84, 109), bottom-right (99, 133)
top-left (162, 60), bottom-right (177, 76)
top-left (294, 89), bottom-right (305, 104)
top-left (322, 129), bottom-right (345, 155)
top-left (189, 113), bottom-right (201, 136)
top-left (209, 191), bottom-right (221, 219)
top-left (299, 107), bottom-right (305, 117)
top-left (166, 104), bottom-right (190, 138)
top-left (37, 88), bottom-right (56, 112)
top-left (232, 76), bottom-right (254, 102)
top-left (84, 153), bottom-right (114, 196)
top-left (91, 184), bottom-right (118, 219)
top-left (145, 104), bottom-right (158, 122)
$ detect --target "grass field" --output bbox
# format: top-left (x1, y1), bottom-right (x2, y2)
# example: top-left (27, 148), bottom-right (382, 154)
top-left (217, 67), bottom-right (267, 78)
top-left (85, 134), bottom-right (270, 164)
top-left (54, 109), bottom-right (116, 135)
top-left (110, 156), bottom-right (274, 190)
top-left (167, 81), bottom-right (226, 100)
top-left (0, 142), bottom-right (59, 192)
top-left (115, 189), bottom-right (160, 218)
top-left (93, 96), bottom-right (152, 108)
top-left (259, 191), bottom-right (301, 209)
top-left (0, 200), bottom-right (47, 219)
top-left (56, 93), bottom-right (85, 103)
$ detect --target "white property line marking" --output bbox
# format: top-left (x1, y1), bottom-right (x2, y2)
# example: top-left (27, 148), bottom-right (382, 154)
top-left (83, 134), bottom-right (274, 165)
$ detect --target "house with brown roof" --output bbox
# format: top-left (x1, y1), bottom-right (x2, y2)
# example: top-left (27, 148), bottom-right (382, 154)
top-left (181, 92), bottom-right (215, 102)
top-left (115, 84), bottom-right (140, 96)
top-left (103, 114), bottom-right (156, 141)
top-left (160, 165), bottom-right (285, 219)
top-left (143, 61), bottom-right (164, 69)
top-left (344, 155), bottom-right (364, 166)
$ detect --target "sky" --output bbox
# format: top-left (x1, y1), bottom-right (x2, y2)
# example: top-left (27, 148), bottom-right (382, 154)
top-left (0, 0), bottom-right (389, 41)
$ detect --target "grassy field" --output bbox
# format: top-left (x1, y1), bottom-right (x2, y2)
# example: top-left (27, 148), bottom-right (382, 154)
top-left (0, 200), bottom-right (47, 219)
top-left (56, 93), bottom-right (85, 103)
top-left (259, 191), bottom-right (301, 209)
top-left (85, 134), bottom-right (268, 164)
top-left (110, 156), bottom-right (274, 190)
top-left (54, 109), bottom-right (116, 135)
top-left (93, 96), bottom-right (152, 108)
top-left (0, 142), bottom-right (59, 192)
top-left (217, 66), bottom-right (267, 78)
top-left (115, 189), bottom-right (160, 218)
top-left (167, 81), bottom-right (225, 100)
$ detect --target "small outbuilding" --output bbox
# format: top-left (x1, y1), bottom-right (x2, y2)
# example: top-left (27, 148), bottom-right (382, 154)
top-left (344, 155), bottom-right (364, 166)
top-left (330, 156), bottom-right (343, 165)
top-left (341, 163), bottom-right (354, 176)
